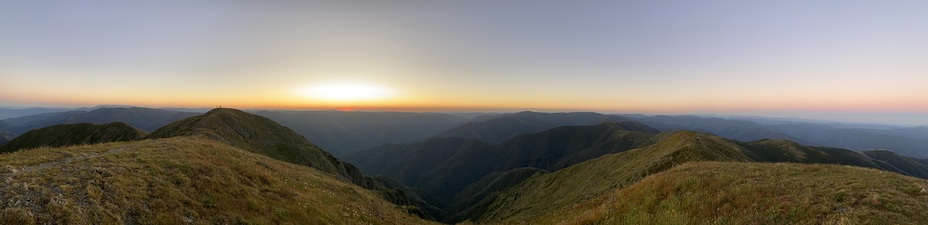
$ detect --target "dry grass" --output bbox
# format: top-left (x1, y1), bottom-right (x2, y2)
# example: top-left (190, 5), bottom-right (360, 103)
top-left (531, 162), bottom-right (928, 225)
top-left (0, 137), bottom-right (433, 225)
top-left (479, 131), bottom-right (751, 223)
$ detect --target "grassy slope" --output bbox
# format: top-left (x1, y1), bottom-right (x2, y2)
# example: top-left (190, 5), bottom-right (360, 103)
top-left (447, 167), bottom-right (548, 223)
top-left (0, 137), bottom-right (432, 225)
top-left (147, 109), bottom-right (341, 174)
top-left (145, 108), bottom-right (432, 219)
top-left (0, 122), bottom-right (147, 153)
top-left (530, 162), bottom-right (928, 225)
top-left (478, 131), bottom-right (752, 223)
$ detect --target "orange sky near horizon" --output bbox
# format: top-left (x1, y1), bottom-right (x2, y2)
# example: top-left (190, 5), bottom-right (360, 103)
top-left (2, 1), bottom-right (928, 125)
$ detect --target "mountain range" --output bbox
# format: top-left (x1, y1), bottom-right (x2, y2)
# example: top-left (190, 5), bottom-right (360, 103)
top-left (252, 110), bottom-right (468, 155)
top-left (0, 107), bottom-right (198, 135)
top-left (4, 107), bottom-right (926, 158)
top-left (347, 120), bottom-right (928, 223)
top-left (1, 107), bottom-right (927, 224)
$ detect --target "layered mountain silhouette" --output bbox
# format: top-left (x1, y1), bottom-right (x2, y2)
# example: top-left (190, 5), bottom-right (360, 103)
top-left (0, 122), bottom-right (147, 153)
top-left (626, 114), bottom-right (928, 158)
top-left (253, 110), bottom-right (467, 155)
top-left (1, 107), bottom-right (198, 135)
top-left (435, 111), bottom-right (633, 143)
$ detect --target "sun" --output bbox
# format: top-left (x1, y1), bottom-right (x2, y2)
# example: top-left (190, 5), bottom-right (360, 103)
top-left (295, 82), bottom-right (396, 102)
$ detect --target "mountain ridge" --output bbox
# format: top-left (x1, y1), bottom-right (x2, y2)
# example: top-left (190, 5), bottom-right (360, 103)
top-left (145, 108), bottom-right (434, 219)
top-left (0, 122), bottom-right (147, 153)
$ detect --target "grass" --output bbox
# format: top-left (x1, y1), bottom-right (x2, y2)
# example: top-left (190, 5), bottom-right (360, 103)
top-left (477, 131), bottom-right (752, 223)
top-left (0, 137), bottom-right (433, 225)
top-left (526, 162), bottom-right (928, 225)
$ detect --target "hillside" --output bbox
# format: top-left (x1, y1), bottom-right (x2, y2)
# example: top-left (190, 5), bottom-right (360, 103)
top-left (0, 137), bottom-right (433, 224)
top-left (446, 167), bottom-right (547, 223)
top-left (0, 122), bottom-right (147, 153)
top-left (863, 150), bottom-right (928, 178)
top-left (522, 162), bottom-right (928, 225)
top-left (147, 108), bottom-right (353, 177)
top-left (344, 122), bottom-right (658, 210)
top-left (0, 107), bottom-right (71, 120)
top-left (146, 108), bottom-right (433, 218)
top-left (469, 130), bottom-right (928, 224)
top-left (436, 111), bottom-right (632, 143)
top-left (474, 131), bottom-right (752, 223)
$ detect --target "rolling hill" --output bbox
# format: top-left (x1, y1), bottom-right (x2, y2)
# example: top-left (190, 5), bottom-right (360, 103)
top-left (0, 137), bottom-right (433, 224)
top-left (0, 122), bottom-right (147, 153)
top-left (147, 108), bottom-right (351, 177)
top-left (474, 131), bottom-right (753, 223)
top-left (145, 108), bottom-right (434, 219)
top-left (524, 162), bottom-right (928, 225)
top-left (467, 130), bottom-right (928, 224)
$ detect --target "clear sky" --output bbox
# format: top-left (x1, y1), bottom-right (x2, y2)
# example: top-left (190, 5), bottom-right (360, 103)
top-left (2, 1), bottom-right (927, 124)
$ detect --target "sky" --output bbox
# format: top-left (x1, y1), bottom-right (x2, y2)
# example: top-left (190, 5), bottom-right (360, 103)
top-left (2, 1), bottom-right (927, 125)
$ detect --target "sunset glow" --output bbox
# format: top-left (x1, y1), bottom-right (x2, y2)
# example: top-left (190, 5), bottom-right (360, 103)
top-left (295, 82), bottom-right (396, 102)
top-left (1, 1), bottom-right (927, 124)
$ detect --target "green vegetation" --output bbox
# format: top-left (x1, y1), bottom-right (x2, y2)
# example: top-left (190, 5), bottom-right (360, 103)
top-left (0, 122), bottom-right (147, 153)
top-left (0, 137), bottom-right (433, 224)
top-left (526, 162), bottom-right (928, 225)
